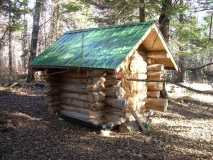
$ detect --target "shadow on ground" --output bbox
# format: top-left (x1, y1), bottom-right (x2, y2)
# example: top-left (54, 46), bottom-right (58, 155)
top-left (170, 103), bottom-right (213, 119)
top-left (0, 90), bottom-right (212, 160)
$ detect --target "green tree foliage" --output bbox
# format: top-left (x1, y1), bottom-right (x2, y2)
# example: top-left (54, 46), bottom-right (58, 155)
top-left (171, 13), bottom-right (213, 56)
top-left (0, 0), bottom-right (30, 32)
top-left (61, 2), bottom-right (82, 13)
top-left (82, 0), bottom-right (146, 25)
top-left (50, 0), bottom-right (91, 31)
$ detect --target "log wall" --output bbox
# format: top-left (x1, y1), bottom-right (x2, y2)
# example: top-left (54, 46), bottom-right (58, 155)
top-left (116, 50), bottom-right (147, 124)
top-left (145, 56), bottom-right (168, 112)
top-left (104, 74), bottom-right (127, 126)
top-left (45, 50), bottom-right (169, 127)
top-left (46, 70), bottom-right (107, 126)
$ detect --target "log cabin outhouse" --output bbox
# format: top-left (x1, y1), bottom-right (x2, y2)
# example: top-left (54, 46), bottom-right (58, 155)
top-left (32, 21), bottom-right (178, 128)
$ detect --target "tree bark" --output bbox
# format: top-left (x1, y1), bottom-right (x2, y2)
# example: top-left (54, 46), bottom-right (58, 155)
top-left (176, 55), bottom-right (185, 82)
top-left (158, 0), bottom-right (171, 42)
top-left (139, 0), bottom-right (145, 22)
top-left (176, 0), bottom-right (185, 82)
top-left (48, 0), bottom-right (60, 44)
top-left (27, 0), bottom-right (43, 82)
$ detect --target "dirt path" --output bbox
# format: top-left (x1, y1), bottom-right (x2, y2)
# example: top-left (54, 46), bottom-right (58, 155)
top-left (0, 89), bottom-right (212, 160)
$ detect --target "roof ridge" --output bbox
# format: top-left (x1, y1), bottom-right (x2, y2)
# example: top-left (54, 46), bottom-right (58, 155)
top-left (65, 20), bottom-right (156, 34)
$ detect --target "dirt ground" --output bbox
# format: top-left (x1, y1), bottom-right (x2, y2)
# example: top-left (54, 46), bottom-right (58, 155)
top-left (0, 86), bottom-right (213, 160)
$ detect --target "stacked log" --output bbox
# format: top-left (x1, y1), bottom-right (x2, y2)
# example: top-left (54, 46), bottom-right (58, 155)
top-left (104, 75), bottom-right (127, 126)
top-left (112, 50), bottom-right (147, 128)
top-left (129, 51), bottom-right (147, 113)
top-left (47, 70), bottom-right (107, 125)
top-left (45, 76), bottom-right (61, 114)
top-left (147, 51), bottom-right (172, 68)
top-left (124, 51), bottom-right (148, 131)
top-left (146, 64), bottom-right (168, 111)
top-left (46, 69), bottom-right (138, 127)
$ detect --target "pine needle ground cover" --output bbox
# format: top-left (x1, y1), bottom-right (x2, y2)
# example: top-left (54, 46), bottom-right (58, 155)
top-left (0, 85), bottom-right (212, 160)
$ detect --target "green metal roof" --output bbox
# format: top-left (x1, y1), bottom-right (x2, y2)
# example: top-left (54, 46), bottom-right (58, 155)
top-left (32, 21), bottom-right (154, 70)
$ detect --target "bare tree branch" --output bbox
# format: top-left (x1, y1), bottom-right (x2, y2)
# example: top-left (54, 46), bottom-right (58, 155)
top-left (192, 7), bottom-right (213, 12)
top-left (126, 79), bottom-right (213, 95)
top-left (171, 82), bottom-right (213, 95)
top-left (185, 62), bottom-right (213, 71)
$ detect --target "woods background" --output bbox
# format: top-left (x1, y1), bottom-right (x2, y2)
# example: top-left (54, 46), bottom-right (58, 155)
top-left (0, 0), bottom-right (212, 82)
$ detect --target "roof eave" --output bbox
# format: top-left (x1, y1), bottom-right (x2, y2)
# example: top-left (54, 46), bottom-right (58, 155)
top-left (32, 65), bottom-right (115, 71)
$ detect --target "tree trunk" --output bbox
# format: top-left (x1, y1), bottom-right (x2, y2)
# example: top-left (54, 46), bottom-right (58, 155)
top-left (8, 29), bottom-right (12, 75)
top-left (0, 28), bottom-right (8, 71)
top-left (27, 0), bottom-right (43, 82)
top-left (8, 0), bottom-right (12, 75)
top-left (158, 0), bottom-right (171, 42)
top-left (21, 19), bottom-right (28, 72)
top-left (176, 55), bottom-right (185, 82)
top-left (209, 14), bottom-right (212, 40)
top-left (48, 0), bottom-right (60, 44)
top-left (159, 0), bottom-right (172, 98)
top-left (139, 0), bottom-right (145, 22)
top-left (176, 0), bottom-right (185, 82)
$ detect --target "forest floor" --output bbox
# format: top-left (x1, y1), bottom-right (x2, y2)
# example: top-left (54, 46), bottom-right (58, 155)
top-left (0, 84), bottom-right (213, 160)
